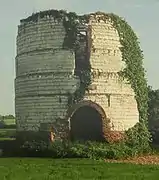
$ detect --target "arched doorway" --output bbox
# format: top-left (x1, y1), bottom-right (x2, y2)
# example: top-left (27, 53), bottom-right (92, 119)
top-left (68, 101), bottom-right (106, 142)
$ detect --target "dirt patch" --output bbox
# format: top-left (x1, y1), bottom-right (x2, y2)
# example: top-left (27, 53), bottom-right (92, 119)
top-left (105, 155), bottom-right (159, 165)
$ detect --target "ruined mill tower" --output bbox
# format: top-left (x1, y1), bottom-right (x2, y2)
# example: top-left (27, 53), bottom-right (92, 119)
top-left (15, 10), bottom-right (139, 142)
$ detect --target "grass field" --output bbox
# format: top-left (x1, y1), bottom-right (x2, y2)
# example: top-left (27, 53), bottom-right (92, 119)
top-left (0, 118), bottom-right (16, 141)
top-left (0, 129), bottom-right (16, 140)
top-left (0, 158), bottom-right (159, 180)
top-left (3, 118), bottom-right (15, 125)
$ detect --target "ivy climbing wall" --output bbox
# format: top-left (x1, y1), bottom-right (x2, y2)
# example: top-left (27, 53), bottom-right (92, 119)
top-left (84, 14), bottom-right (139, 131)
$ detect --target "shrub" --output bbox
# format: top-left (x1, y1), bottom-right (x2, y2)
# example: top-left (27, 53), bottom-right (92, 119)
top-left (0, 129), bottom-right (16, 139)
top-left (8, 140), bottom-right (150, 160)
top-left (125, 122), bottom-right (151, 154)
top-left (0, 149), bottom-right (3, 157)
top-left (0, 120), bottom-right (5, 128)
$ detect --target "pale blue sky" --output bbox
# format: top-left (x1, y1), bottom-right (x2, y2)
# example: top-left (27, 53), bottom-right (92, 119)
top-left (0, 0), bottom-right (159, 115)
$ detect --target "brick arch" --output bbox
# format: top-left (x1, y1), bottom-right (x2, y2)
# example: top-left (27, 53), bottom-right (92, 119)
top-left (67, 100), bottom-right (107, 121)
top-left (67, 100), bottom-right (107, 141)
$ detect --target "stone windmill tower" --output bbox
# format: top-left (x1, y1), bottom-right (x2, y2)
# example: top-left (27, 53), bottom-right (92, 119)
top-left (15, 10), bottom-right (139, 142)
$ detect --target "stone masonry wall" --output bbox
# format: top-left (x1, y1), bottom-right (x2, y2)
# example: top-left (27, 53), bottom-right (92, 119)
top-left (15, 17), bottom-right (78, 133)
top-left (83, 15), bottom-right (139, 131)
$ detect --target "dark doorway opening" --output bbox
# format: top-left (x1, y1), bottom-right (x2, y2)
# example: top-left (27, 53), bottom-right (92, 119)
top-left (70, 105), bottom-right (104, 142)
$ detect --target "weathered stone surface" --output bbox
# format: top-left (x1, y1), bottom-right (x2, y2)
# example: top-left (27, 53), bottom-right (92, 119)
top-left (84, 16), bottom-right (139, 132)
top-left (15, 12), bottom-right (139, 141)
top-left (15, 17), bottom-right (78, 136)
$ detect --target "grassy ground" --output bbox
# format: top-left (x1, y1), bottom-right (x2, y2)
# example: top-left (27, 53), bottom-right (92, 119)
top-left (0, 129), bottom-right (16, 141)
top-left (3, 118), bottom-right (15, 125)
top-left (0, 158), bottom-right (159, 180)
top-left (0, 118), bottom-right (16, 141)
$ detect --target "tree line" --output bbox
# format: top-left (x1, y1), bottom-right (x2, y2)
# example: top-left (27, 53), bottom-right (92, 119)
top-left (0, 115), bottom-right (15, 121)
top-left (148, 86), bottom-right (159, 144)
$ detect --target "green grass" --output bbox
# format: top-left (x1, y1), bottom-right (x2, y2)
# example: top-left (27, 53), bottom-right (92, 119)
top-left (0, 128), bottom-right (16, 141)
top-left (3, 118), bottom-right (15, 125)
top-left (0, 137), bottom-right (15, 141)
top-left (0, 128), bottom-right (16, 133)
top-left (0, 158), bottom-right (159, 180)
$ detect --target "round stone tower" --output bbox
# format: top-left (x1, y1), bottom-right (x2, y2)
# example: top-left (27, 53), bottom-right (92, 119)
top-left (15, 10), bottom-right (139, 142)
top-left (15, 11), bottom-right (78, 140)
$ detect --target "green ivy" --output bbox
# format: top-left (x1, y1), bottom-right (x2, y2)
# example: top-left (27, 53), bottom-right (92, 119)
top-left (72, 69), bottom-right (92, 104)
top-left (62, 13), bottom-right (91, 105)
top-left (107, 13), bottom-right (150, 149)
top-left (20, 10), bottom-right (66, 23)
top-left (85, 12), bottom-right (151, 149)
top-left (62, 12), bottom-right (79, 50)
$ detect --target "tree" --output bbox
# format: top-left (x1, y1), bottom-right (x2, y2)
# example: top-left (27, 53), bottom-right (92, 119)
top-left (148, 86), bottom-right (159, 143)
top-left (3, 115), bottom-right (15, 119)
top-left (0, 115), bottom-right (3, 121)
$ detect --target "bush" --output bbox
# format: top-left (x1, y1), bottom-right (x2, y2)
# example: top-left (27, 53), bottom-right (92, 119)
top-left (0, 149), bottom-right (3, 157)
top-left (0, 140), bottom-right (20, 157)
top-left (2, 124), bottom-right (16, 129)
top-left (0, 129), bottom-right (16, 139)
top-left (0, 121), bottom-right (5, 128)
top-left (126, 123), bottom-right (152, 156)
top-left (7, 140), bottom-right (150, 160)
top-left (20, 140), bottom-right (49, 157)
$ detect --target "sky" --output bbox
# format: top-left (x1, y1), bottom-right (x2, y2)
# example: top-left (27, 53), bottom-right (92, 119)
top-left (0, 0), bottom-right (159, 115)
